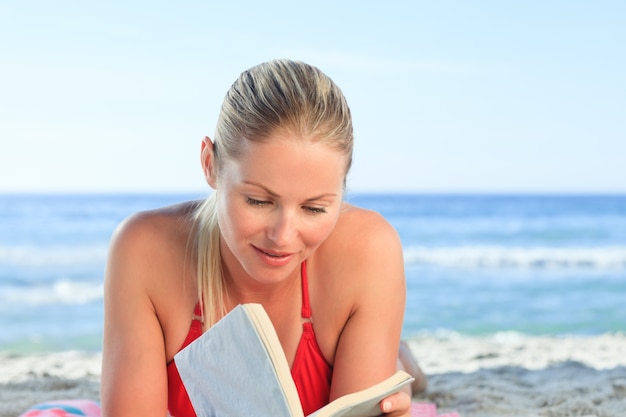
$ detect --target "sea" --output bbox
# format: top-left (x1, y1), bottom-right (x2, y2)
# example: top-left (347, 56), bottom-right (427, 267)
top-left (1, 193), bottom-right (625, 353)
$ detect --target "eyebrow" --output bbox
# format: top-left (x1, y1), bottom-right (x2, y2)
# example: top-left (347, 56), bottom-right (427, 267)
top-left (243, 181), bottom-right (337, 201)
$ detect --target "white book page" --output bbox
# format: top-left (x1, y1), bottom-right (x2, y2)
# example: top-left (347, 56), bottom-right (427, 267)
top-left (175, 304), bottom-right (298, 417)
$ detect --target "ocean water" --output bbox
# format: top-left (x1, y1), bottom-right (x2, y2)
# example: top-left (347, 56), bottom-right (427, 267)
top-left (1, 193), bottom-right (625, 353)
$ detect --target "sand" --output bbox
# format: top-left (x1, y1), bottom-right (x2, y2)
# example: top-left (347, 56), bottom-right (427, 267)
top-left (0, 351), bottom-right (101, 416)
top-left (1, 333), bottom-right (625, 417)
top-left (409, 332), bottom-right (626, 416)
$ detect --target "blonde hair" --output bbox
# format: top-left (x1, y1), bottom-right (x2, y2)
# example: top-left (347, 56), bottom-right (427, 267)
top-left (194, 59), bottom-right (354, 327)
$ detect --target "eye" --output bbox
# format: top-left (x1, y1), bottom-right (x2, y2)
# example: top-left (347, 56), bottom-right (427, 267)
top-left (246, 197), bottom-right (271, 207)
top-left (303, 206), bottom-right (327, 215)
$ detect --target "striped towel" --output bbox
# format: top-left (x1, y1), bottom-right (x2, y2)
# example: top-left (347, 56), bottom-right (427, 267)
top-left (21, 399), bottom-right (459, 417)
top-left (19, 400), bottom-right (101, 417)
top-left (411, 401), bottom-right (461, 417)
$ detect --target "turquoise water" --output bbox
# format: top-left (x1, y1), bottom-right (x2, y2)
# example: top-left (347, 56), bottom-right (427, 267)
top-left (1, 193), bottom-right (625, 352)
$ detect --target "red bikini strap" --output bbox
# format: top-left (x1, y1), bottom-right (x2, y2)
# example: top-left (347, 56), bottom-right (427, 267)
top-left (301, 261), bottom-right (312, 319)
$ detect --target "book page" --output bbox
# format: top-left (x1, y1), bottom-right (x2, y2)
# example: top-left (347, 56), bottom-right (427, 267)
top-left (175, 304), bottom-right (300, 417)
top-left (245, 303), bottom-right (305, 417)
top-left (309, 371), bottom-right (414, 417)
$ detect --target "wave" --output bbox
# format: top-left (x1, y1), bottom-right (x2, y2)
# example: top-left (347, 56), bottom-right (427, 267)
top-left (403, 245), bottom-right (626, 270)
top-left (4, 244), bottom-right (625, 271)
top-left (0, 245), bottom-right (108, 267)
top-left (0, 279), bottom-right (104, 305)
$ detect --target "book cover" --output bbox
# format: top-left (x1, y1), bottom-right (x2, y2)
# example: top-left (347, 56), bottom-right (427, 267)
top-left (174, 304), bottom-right (301, 417)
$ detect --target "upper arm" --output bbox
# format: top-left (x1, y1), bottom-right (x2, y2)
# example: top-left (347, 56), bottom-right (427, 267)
top-left (101, 213), bottom-right (169, 417)
top-left (327, 210), bottom-right (406, 399)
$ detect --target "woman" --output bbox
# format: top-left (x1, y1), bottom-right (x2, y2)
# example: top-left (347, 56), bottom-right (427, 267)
top-left (100, 59), bottom-right (424, 417)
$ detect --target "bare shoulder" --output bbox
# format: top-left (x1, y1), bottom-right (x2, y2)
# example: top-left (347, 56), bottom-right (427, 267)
top-left (105, 200), bottom-right (200, 297)
top-left (110, 200), bottom-right (198, 247)
top-left (109, 201), bottom-right (199, 261)
top-left (313, 202), bottom-right (405, 297)
top-left (325, 202), bottom-right (403, 258)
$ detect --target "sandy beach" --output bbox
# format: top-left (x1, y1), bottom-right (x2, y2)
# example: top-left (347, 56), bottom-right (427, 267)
top-left (1, 333), bottom-right (625, 417)
top-left (409, 332), bottom-right (626, 416)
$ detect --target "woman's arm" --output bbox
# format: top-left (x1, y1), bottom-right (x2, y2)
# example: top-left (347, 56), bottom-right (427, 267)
top-left (100, 213), bottom-right (169, 417)
top-left (327, 208), bottom-right (410, 415)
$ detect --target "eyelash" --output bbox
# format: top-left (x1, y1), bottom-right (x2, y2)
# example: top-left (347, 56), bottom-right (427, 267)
top-left (304, 206), bottom-right (327, 215)
top-left (246, 197), bottom-right (269, 207)
top-left (246, 197), bottom-right (327, 215)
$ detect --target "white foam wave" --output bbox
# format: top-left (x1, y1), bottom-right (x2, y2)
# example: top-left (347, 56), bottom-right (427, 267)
top-left (0, 245), bottom-right (107, 267)
top-left (403, 245), bottom-right (626, 269)
top-left (0, 279), bottom-right (104, 305)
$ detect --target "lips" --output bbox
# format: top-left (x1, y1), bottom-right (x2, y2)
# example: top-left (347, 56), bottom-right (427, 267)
top-left (252, 245), bottom-right (295, 266)
top-left (261, 249), bottom-right (290, 257)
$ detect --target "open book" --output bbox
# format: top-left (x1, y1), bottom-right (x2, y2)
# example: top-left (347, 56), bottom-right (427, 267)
top-left (174, 303), bottom-right (414, 417)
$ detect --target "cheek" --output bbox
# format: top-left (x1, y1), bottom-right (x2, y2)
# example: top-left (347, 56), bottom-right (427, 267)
top-left (216, 194), bottom-right (241, 240)
top-left (218, 198), bottom-right (260, 241)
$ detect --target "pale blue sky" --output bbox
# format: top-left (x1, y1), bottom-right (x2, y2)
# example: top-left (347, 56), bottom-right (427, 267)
top-left (1, 1), bottom-right (624, 193)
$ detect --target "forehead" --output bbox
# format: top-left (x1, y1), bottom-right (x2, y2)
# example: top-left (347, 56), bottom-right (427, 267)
top-left (222, 134), bottom-right (347, 195)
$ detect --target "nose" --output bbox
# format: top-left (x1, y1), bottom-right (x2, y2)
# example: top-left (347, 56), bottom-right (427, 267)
top-left (267, 208), bottom-right (297, 247)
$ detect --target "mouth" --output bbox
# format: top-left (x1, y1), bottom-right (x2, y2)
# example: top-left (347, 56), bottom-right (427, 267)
top-left (256, 247), bottom-right (292, 257)
top-left (252, 245), bottom-right (295, 266)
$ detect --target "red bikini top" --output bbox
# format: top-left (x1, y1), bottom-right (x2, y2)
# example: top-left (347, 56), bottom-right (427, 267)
top-left (166, 261), bottom-right (332, 416)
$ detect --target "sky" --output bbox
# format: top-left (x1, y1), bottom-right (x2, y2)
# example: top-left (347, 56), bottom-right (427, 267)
top-left (1, 0), bottom-right (624, 194)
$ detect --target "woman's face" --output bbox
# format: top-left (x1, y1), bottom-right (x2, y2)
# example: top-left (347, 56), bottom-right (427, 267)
top-left (214, 133), bottom-right (347, 286)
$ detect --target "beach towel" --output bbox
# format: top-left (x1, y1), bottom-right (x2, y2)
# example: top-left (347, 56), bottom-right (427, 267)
top-left (411, 401), bottom-right (461, 417)
top-left (20, 399), bottom-right (458, 416)
top-left (18, 400), bottom-right (101, 417)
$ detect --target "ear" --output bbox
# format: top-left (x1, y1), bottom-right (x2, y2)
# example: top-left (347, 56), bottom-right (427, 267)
top-left (201, 136), bottom-right (218, 189)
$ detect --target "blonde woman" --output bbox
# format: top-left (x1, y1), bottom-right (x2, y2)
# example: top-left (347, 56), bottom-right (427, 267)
top-left (100, 59), bottom-right (425, 417)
